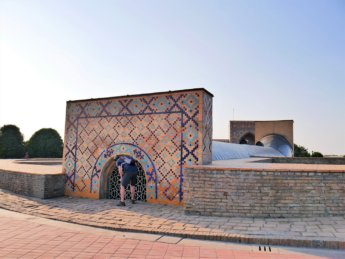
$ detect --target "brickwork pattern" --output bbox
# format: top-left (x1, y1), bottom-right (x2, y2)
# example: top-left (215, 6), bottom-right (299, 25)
top-left (271, 157), bottom-right (345, 165)
top-left (63, 89), bottom-right (213, 204)
top-left (230, 121), bottom-right (255, 144)
top-left (0, 170), bottom-right (64, 199)
top-left (184, 168), bottom-right (345, 218)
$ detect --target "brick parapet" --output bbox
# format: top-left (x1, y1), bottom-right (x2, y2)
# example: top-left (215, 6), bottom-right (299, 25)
top-left (186, 164), bottom-right (345, 173)
top-left (183, 168), bottom-right (345, 218)
top-left (0, 170), bottom-right (64, 199)
top-left (271, 157), bottom-right (345, 165)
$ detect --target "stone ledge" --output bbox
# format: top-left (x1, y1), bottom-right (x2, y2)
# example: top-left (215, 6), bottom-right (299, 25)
top-left (186, 165), bottom-right (345, 173)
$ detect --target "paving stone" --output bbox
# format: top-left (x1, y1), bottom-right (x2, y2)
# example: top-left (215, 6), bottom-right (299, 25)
top-left (157, 236), bottom-right (182, 244)
top-left (0, 189), bottom-right (344, 249)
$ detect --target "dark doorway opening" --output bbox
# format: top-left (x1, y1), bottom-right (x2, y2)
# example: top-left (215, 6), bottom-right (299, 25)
top-left (256, 141), bottom-right (264, 146)
top-left (239, 133), bottom-right (255, 145)
top-left (108, 160), bottom-right (147, 201)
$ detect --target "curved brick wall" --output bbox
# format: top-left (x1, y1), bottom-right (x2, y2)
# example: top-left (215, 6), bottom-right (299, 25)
top-left (184, 167), bottom-right (345, 218)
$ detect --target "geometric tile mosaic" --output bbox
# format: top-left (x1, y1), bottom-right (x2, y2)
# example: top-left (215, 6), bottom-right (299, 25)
top-left (63, 88), bottom-right (213, 205)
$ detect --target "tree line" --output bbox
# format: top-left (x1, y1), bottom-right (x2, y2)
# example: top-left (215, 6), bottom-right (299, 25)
top-left (294, 144), bottom-right (323, 157)
top-left (0, 125), bottom-right (63, 158)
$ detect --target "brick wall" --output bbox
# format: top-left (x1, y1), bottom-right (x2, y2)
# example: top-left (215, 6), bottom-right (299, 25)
top-left (184, 167), bottom-right (345, 217)
top-left (271, 157), bottom-right (345, 165)
top-left (230, 121), bottom-right (255, 144)
top-left (229, 120), bottom-right (294, 148)
top-left (0, 170), bottom-right (64, 199)
top-left (254, 120), bottom-right (293, 148)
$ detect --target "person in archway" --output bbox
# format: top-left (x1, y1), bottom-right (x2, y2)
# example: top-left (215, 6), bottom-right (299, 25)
top-left (115, 155), bottom-right (138, 206)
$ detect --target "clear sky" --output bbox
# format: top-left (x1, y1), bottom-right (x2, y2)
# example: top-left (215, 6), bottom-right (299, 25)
top-left (0, 0), bottom-right (344, 155)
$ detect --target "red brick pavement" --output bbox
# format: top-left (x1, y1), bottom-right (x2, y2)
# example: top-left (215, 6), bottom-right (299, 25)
top-left (1, 189), bottom-right (344, 250)
top-left (0, 210), bottom-right (344, 259)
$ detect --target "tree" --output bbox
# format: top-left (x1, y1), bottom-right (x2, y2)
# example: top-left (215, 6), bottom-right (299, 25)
top-left (27, 128), bottom-right (63, 158)
top-left (0, 125), bottom-right (26, 158)
top-left (294, 144), bottom-right (311, 157)
top-left (311, 151), bottom-right (323, 157)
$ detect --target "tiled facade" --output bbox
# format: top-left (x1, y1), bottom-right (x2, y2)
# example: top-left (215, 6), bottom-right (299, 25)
top-left (63, 89), bottom-right (213, 205)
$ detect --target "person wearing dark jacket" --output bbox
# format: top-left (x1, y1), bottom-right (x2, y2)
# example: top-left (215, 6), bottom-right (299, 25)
top-left (115, 155), bottom-right (138, 206)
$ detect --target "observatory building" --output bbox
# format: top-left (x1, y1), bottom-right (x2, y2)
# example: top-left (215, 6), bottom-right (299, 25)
top-left (63, 88), bottom-right (212, 205)
top-left (62, 88), bottom-right (293, 205)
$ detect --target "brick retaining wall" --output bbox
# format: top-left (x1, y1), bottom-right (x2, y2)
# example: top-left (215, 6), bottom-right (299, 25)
top-left (184, 167), bottom-right (345, 217)
top-left (0, 170), bottom-right (64, 199)
top-left (271, 157), bottom-right (345, 165)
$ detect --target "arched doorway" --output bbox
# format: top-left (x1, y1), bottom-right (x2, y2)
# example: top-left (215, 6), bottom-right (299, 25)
top-left (108, 159), bottom-right (147, 201)
top-left (239, 133), bottom-right (255, 145)
top-left (94, 143), bottom-right (158, 201)
top-left (258, 134), bottom-right (293, 157)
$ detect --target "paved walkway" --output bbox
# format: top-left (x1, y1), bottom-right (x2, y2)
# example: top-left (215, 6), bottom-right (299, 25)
top-left (0, 189), bottom-right (344, 250)
top-left (1, 209), bottom-right (345, 259)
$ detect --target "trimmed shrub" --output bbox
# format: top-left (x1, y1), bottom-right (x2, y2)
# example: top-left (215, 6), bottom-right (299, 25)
top-left (0, 125), bottom-right (26, 158)
top-left (294, 144), bottom-right (310, 157)
top-left (311, 151), bottom-right (323, 157)
top-left (27, 128), bottom-right (63, 158)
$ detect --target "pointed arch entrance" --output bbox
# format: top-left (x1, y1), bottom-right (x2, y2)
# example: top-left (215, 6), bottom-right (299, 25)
top-left (108, 158), bottom-right (147, 200)
top-left (91, 143), bottom-right (158, 201)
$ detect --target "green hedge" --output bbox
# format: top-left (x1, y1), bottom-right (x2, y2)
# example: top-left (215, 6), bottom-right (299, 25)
top-left (311, 151), bottom-right (323, 157)
top-left (27, 128), bottom-right (63, 158)
top-left (294, 144), bottom-right (310, 157)
top-left (0, 125), bottom-right (26, 158)
top-left (294, 144), bottom-right (323, 158)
